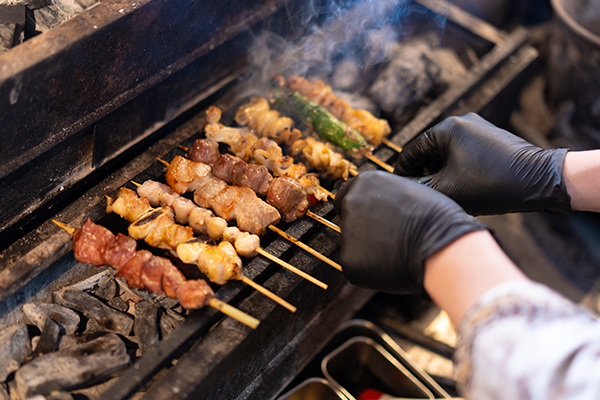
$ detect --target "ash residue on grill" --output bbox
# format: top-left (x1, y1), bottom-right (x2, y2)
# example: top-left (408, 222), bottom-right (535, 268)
top-left (0, 267), bottom-right (188, 399)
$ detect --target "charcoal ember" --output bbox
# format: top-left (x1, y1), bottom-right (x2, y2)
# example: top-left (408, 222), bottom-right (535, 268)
top-left (52, 287), bottom-right (133, 336)
top-left (31, 319), bottom-right (60, 359)
top-left (22, 302), bottom-right (80, 335)
top-left (160, 309), bottom-right (184, 338)
top-left (369, 37), bottom-right (442, 119)
top-left (107, 297), bottom-right (129, 313)
top-left (93, 279), bottom-right (117, 301)
top-left (134, 301), bottom-right (159, 354)
top-left (0, 324), bottom-right (31, 382)
top-left (15, 333), bottom-right (129, 399)
top-left (155, 295), bottom-right (179, 309)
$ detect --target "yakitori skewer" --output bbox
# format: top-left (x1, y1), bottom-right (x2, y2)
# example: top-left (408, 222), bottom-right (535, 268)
top-left (276, 75), bottom-right (404, 159)
top-left (132, 179), bottom-right (329, 289)
top-left (105, 188), bottom-right (298, 312)
top-left (179, 142), bottom-right (338, 230)
top-left (270, 83), bottom-right (395, 173)
top-left (158, 156), bottom-right (342, 272)
top-left (53, 219), bottom-right (260, 329)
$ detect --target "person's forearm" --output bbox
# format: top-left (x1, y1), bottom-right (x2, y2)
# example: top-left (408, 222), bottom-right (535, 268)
top-left (423, 230), bottom-right (527, 325)
top-left (563, 150), bottom-right (600, 213)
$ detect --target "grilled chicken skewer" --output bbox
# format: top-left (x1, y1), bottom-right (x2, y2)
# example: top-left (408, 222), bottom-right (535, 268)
top-left (160, 156), bottom-right (343, 271)
top-left (133, 180), bottom-right (335, 280)
top-left (53, 219), bottom-right (260, 329)
top-left (207, 105), bottom-right (356, 182)
top-left (106, 188), bottom-right (298, 311)
top-left (181, 140), bottom-right (340, 232)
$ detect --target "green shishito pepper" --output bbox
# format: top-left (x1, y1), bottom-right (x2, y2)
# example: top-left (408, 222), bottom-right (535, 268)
top-left (271, 87), bottom-right (367, 152)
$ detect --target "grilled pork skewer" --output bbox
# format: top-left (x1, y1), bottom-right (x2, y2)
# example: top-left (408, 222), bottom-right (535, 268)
top-left (106, 188), bottom-right (298, 311)
top-left (160, 157), bottom-right (343, 271)
top-left (133, 180), bottom-right (335, 280)
top-left (53, 219), bottom-right (260, 329)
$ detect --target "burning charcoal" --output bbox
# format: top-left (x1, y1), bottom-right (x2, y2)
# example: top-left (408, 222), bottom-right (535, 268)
top-left (52, 287), bottom-right (133, 336)
top-left (369, 37), bottom-right (442, 119)
top-left (107, 297), bottom-right (129, 313)
top-left (155, 295), bottom-right (179, 309)
top-left (31, 319), bottom-right (60, 359)
top-left (15, 333), bottom-right (129, 399)
top-left (0, 324), bottom-right (31, 382)
top-left (134, 301), bottom-right (159, 354)
top-left (93, 279), bottom-right (117, 301)
top-left (160, 309), bottom-right (184, 338)
top-left (22, 302), bottom-right (80, 335)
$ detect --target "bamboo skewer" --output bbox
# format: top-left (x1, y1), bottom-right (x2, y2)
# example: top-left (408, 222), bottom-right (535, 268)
top-left (255, 248), bottom-right (327, 289)
top-left (382, 138), bottom-right (403, 154)
top-left (52, 220), bottom-right (261, 329)
top-left (365, 154), bottom-right (394, 173)
top-left (156, 158), bottom-right (340, 276)
top-left (240, 276), bottom-right (296, 312)
top-left (306, 211), bottom-right (341, 233)
top-left (268, 225), bottom-right (343, 272)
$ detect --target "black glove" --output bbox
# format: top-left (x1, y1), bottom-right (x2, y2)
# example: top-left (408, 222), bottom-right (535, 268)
top-left (334, 170), bottom-right (486, 294)
top-left (394, 113), bottom-right (574, 216)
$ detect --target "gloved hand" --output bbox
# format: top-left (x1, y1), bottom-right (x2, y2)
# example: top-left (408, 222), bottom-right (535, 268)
top-left (394, 113), bottom-right (574, 216)
top-left (334, 170), bottom-right (486, 294)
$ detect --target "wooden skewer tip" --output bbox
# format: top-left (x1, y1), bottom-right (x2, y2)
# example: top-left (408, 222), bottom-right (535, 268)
top-left (208, 298), bottom-right (260, 329)
top-left (52, 220), bottom-right (76, 236)
top-left (131, 181), bottom-right (141, 187)
top-left (179, 145), bottom-right (189, 151)
top-left (241, 276), bottom-right (297, 312)
top-left (156, 157), bottom-right (170, 167)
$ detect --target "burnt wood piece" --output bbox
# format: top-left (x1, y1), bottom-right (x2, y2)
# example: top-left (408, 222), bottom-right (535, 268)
top-left (52, 287), bottom-right (133, 336)
top-left (31, 318), bottom-right (61, 359)
top-left (22, 302), bottom-right (81, 335)
top-left (15, 333), bottom-right (129, 398)
top-left (134, 300), bottom-right (159, 355)
top-left (0, 323), bottom-right (31, 382)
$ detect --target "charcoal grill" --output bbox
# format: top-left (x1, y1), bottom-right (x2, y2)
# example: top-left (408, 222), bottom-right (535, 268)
top-left (0, 0), bottom-right (538, 399)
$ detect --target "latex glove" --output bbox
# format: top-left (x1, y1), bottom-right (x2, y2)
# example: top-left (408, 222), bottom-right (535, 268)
top-left (394, 113), bottom-right (573, 216)
top-left (334, 170), bottom-right (486, 294)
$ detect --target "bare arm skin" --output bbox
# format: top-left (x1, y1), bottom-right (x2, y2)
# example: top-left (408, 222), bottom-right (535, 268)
top-left (423, 230), bottom-right (527, 325)
top-left (563, 150), bottom-right (600, 213)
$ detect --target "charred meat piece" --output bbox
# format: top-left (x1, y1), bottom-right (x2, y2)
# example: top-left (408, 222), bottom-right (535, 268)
top-left (101, 233), bottom-right (137, 270)
top-left (212, 153), bottom-right (273, 197)
top-left (115, 249), bottom-right (152, 290)
top-left (107, 188), bottom-right (153, 223)
top-left (267, 177), bottom-right (309, 222)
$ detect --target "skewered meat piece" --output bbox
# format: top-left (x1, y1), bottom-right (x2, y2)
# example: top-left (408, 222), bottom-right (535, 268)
top-left (177, 241), bottom-right (242, 285)
top-left (234, 97), bottom-right (302, 145)
top-left (165, 155), bottom-right (211, 194)
top-left (266, 177), bottom-right (309, 222)
top-left (290, 137), bottom-right (354, 180)
top-left (212, 153), bottom-right (273, 197)
top-left (71, 219), bottom-right (214, 310)
top-left (106, 187), bottom-right (153, 223)
top-left (186, 137), bottom-right (220, 166)
top-left (283, 75), bottom-right (391, 146)
top-left (136, 180), bottom-right (260, 257)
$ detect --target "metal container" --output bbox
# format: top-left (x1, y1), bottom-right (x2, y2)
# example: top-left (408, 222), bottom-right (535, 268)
top-left (278, 378), bottom-right (346, 400)
top-left (322, 336), bottom-right (435, 400)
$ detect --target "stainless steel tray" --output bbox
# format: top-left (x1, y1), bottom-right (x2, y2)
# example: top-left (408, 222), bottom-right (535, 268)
top-left (278, 377), bottom-right (346, 400)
